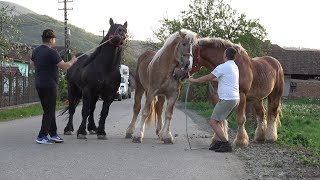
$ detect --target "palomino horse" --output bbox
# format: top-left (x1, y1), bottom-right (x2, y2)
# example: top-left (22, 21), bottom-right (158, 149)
top-left (191, 38), bottom-right (284, 147)
top-left (61, 18), bottom-right (128, 139)
top-left (125, 29), bottom-right (198, 144)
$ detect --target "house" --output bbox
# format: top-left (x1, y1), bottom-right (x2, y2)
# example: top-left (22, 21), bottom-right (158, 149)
top-left (4, 50), bottom-right (30, 77)
top-left (266, 45), bottom-right (320, 99)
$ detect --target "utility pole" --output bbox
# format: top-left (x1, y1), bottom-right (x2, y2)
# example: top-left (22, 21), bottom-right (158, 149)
top-left (58, 0), bottom-right (73, 61)
top-left (99, 30), bottom-right (105, 40)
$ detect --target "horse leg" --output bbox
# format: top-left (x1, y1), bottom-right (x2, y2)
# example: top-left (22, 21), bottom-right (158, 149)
top-left (64, 101), bottom-right (75, 135)
top-left (77, 90), bottom-right (91, 139)
top-left (132, 94), bottom-right (153, 143)
top-left (253, 100), bottom-right (267, 142)
top-left (96, 98), bottom-right (113, 140)
top-left (158, 94), bottom-right (178, 144)
top-left (155, 95), bottom-right (165, 136)
top-left (233, 92), bottom-right (249, 147)
top-left (87, 96), bottom-right (98, 134)
top-left (125, 82), bottom-right (144, 138)
top-left (265, 95), bottom-right (282, 143)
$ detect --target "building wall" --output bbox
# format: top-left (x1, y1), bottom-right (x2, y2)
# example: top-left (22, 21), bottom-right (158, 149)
top-left (283, 75), bottom-right (291, 98)
top-left (288, 79), bottom-right (320, 99)
top-left (13, 61), bottom-right (29, 77)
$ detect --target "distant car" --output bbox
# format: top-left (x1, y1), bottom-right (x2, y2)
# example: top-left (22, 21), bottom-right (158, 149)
top-left (114, 65), bottom-right (131, 101)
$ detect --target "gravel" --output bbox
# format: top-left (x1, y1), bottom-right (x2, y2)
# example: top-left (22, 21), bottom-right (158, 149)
top-left (176, 102), bottom-right (320, 180)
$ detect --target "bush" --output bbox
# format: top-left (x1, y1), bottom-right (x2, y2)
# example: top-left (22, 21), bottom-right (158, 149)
top-left (58, 71), bottom-right (68, 101)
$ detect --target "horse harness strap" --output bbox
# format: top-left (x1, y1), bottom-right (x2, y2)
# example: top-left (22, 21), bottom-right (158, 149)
top-left (190, 46), bottom-right (201, 73)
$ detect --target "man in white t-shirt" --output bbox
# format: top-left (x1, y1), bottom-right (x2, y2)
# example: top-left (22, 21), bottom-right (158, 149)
top-left (189, 47), bottom-right (240, 152)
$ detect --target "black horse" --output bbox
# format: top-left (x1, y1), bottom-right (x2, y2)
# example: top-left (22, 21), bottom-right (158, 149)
top-left (61, 18), bottom-right (128, 139)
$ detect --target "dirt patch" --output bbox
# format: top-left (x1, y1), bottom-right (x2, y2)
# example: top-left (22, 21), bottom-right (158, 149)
top-left (176, 102), bottom-right (320, 180)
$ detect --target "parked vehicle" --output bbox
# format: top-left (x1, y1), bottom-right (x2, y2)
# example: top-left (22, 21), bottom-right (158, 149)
top-left (115, 64), bottom-right (131, 101)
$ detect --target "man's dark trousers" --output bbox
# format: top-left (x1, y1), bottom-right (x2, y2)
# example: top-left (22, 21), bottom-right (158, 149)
top-left (36, 87), bottom-right (57, 138)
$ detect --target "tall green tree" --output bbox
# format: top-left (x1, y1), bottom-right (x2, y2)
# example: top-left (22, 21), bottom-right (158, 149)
top-left (154, 0), bottom-right (270, 57)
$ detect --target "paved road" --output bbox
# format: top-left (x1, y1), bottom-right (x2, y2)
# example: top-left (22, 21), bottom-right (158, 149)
top-left (0, 96), bottom-right (246, 180)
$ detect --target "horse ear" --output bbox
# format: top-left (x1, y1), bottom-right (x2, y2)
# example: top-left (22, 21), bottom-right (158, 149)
top-left (178, 30), bottom-right (186, 38)
top-left (109, 18), bottom-right (114, 26)
top-left (123, 21), bottom-right (128, 28)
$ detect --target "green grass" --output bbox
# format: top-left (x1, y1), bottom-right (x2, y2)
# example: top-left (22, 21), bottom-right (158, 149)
top-left (277, 98), bottom-right (320, 166)
top-left (186, 98), bottom-right (320, 166)
top-left (0, 101), bottom-right (65, 122)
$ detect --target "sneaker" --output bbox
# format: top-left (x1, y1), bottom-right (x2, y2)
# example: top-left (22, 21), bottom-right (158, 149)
top-left (50, 135), bottom-right (64, 143)
top-left (36, 136), bottom-right (54, 144)
top-left (214, 141), bottom-right (232, 152)
top-left (209, 141), bottom-right (223, 151)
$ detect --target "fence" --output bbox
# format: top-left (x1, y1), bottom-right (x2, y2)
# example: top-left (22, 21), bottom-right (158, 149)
top-left (0, 72), bottom-right (39, 108)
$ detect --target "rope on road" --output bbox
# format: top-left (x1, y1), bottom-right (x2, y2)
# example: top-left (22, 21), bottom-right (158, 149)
top-left (184, 81), bottom-right (192, 150)
top-left (184, 81), bottom-right (209, 151)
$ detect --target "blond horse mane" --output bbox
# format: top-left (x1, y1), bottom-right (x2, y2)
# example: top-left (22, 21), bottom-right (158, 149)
top-left (198, 37), bottom-right (248, 55)
top-left (148, 29), bottom-right (198, 70)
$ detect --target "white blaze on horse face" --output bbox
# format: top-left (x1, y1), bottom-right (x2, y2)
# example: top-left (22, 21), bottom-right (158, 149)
top-left (188, 45), bottom-right (193, 70)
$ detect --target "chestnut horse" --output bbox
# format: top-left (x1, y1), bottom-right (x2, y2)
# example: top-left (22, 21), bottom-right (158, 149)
top-left (192, 38), bottom-right (284, 147)
top-left (125, 29), bottom-right (198, 144)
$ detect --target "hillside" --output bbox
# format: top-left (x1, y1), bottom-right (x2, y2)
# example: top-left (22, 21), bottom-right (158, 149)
top-left (0, 1), bottom-right (150, 65)
top-left (0, 1), bottom-right (36, 15)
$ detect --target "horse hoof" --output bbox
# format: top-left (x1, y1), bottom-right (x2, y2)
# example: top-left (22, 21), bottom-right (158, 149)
top-left (77, 134), bottom-right (87, 139)
top-left (89, 130), bottom-right (97, 135)
top-left (64, 131), bottom-right (73, 135)
top-left (132, 137), bottom-right (142, 143)
top-left (125, 133), bottom-right (133, 139)
top-left (163, 138), bottom-right (173, 144)
top-left (97, 135), bottom-right (107, 140)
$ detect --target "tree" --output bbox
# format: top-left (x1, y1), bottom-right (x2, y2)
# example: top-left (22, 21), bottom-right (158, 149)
top-left (154, 0), bottom-right (272, 102)
top-left (154, 0), bottom-right (270, 57)
top-left (0, 4), bottom-right (21, 61)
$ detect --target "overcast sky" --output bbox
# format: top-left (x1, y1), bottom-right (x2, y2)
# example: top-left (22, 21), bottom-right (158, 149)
top-left (3, 0), bottom-right (320, 49)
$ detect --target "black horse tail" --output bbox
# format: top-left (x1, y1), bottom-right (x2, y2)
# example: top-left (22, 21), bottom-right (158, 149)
top-left (59, 96), bottom-right (81, 117)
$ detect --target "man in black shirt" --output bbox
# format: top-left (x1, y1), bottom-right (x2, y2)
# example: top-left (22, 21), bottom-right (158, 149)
top-left (31, 29), bottom-right (78, 144)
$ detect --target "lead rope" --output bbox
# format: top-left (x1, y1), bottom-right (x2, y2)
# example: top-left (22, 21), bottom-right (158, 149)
top-left (185, 80), bottom-right (192, 150)
top-left (184, 74), bottom-right (209, 151)
top-left (76, 37), bottom-right (115, 59)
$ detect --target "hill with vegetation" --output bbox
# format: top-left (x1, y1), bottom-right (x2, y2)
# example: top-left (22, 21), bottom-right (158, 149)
top-left (1, 1), bottom-right (150, 70)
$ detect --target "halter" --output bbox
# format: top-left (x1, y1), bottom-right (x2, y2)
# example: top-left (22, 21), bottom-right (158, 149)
top-left (176, 42), bottom-right (193, 69)
top-left (173, 45), bottom-right (201, 80)
top-left (107, 26), bottom-right (128, 47)
top-left (76, 26), bottom-right (127, 59)
top-left (190, 46), bottom-right (202, 73)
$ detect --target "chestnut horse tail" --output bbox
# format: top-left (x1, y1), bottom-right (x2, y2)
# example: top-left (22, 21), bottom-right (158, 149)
top-left (146, 96), bottom-right (158, 127)
top-left (275, 59), bottom-right (284, 128)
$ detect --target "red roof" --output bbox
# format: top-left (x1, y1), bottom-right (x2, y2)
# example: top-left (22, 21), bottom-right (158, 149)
top-left (266, 44), bottom-right (320, 75)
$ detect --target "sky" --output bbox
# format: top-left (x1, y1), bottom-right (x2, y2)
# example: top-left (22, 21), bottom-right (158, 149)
top-left (3, 0), bottom-right (320, 49)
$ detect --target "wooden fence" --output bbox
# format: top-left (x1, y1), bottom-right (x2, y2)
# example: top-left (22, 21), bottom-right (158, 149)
top-left (0, 72), bottom-right (39, 108)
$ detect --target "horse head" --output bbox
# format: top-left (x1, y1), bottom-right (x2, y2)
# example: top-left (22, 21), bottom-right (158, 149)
top-left (176, 29), bottom-right (198, 72)
top-left (105, 18), bottom-right (128, 46)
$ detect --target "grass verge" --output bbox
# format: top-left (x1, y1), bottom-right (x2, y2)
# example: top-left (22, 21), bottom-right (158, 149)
top-left (0, 101), bottom-right (65, 122)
